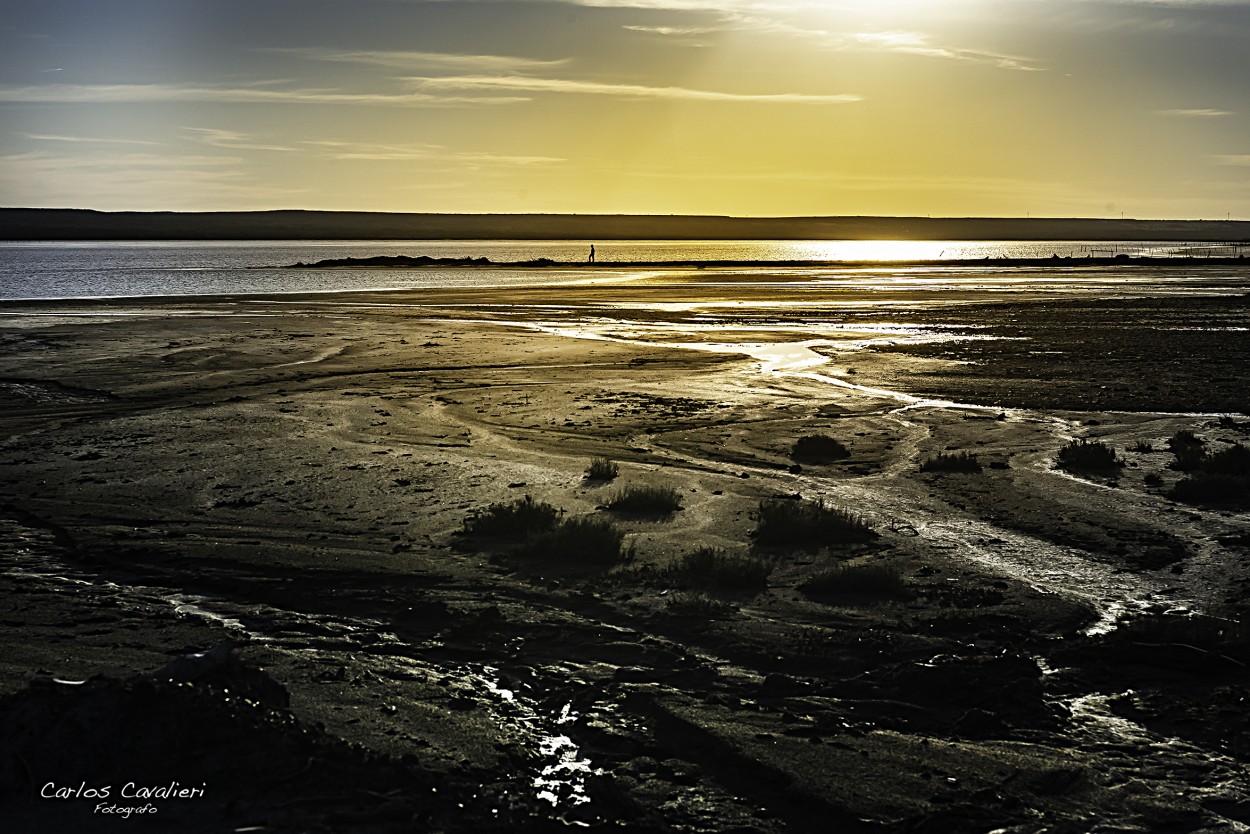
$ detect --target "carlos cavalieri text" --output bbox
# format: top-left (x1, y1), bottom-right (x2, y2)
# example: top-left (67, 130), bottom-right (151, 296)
top-left (42, 781), bottom-right (207, 800)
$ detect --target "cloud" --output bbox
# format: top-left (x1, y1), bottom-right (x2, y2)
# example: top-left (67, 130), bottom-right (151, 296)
top-left (615, 164), bottom-right (1074, 197)
top-left (1213, 154), bottom-right (1250, 166)
top-left (408, 74), bottom-right (861, 103)
top-left (269, 48), bottom-right (569, 73)
top-left (1156, 108), bottom-right (1234, 117)
top-left (621, 24), bottom-right (723, 35)
top-left (850, 31), bottom-right (1043, 71)
top-left (22, 133), bottom-right (161, 146)
top-left (0, 83), bottom-right (526, 106)
top-left (2, 150), bottom-right (241, 170)
top-left (1093, 1), bottom-right (1250, 5)
top-left (185, 127), bottom-right (295, 152)
top-left (549, 0), bottom-right (790, 8)
top-left (302, 139), bottom-right (564, 166)
top-left (0, 151), bottom-right (309, 209)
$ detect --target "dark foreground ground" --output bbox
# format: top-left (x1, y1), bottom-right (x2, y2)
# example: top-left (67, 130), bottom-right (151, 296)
top-left (2, 284), bottom-right (1250, 833)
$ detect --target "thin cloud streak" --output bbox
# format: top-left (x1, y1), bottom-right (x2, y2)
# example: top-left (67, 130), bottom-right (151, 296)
top-left (0, 83), bottom-right (526, 106)
top-left (1156, 108), bottom-right (1234, 117)
top-left (408, 75), bottom-right (861, 103)
top-left (22, 133), bottom-right (162, 146)
top-left (302, 139), bottom-right (564, 166)
top-left (850, 32), bottom-right (1043, 71)
top-left (269, 48), bottom-right (570, 73)
top-left (185, 128), bottom-right (296, 152)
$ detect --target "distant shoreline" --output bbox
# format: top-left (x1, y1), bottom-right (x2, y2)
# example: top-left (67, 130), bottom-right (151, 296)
top-left (281, 254), bottom-right (1250, 269)
top-left (5, 207), bottom-right (1250, 242)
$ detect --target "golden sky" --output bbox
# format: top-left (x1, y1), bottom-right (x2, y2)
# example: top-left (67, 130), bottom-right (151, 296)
top-left (2, 0), bottom-right (1249, 218)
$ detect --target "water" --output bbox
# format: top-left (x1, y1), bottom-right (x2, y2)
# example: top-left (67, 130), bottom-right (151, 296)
top-left (2, 239), bottom-right (1246, 301)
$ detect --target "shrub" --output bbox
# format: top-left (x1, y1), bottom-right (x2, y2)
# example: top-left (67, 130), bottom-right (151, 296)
top-left (1168, 430), bottom-right (1203, 450)
top-left (920, 452), bottom-right (982, 473)
top-left (1165, 442), bottom-right (1250, 506)
top-left (665, 547), bottom-right (772, 593)
top-left (1130, 440), bottom-right (1154, 453)
top-left (1057, 439), bottom-right (1120, 472)
top-left (791, 434), bottom-right (851, 464)
top-left (585, 457), bottom-right (619, 481)
top-left (1205, 443), bottom-right (1250, 478)
top-left (1169, 474), bottom-right (1250, 506)
top-left (520, 516), bottom-right (626, 565)
top-left (753, 498), bottom-right (875, 548)
top-left (801, 563), bottom-right (909, 601)
top-left (1167, 430), bottom-right (1206, 471)
top-left (607, 484), bottom-right (683, 516)
top-left (462, 495), bottom-right (560, 538)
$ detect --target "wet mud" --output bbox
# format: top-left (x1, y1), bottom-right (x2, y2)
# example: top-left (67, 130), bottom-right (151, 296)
top-left (2, 279), bottom-right (1250, 832)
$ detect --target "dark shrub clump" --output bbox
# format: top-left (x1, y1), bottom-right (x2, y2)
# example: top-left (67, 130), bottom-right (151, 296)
top-left (462, 495), bottom-right (560, 538)
top-left (753, 498), bottom-right (875, 548)
top-left (1205, 443), bottom-right (1250, 477)
top-left (791, 434), bottom-right (851, 464)
top-left (920, 452), bottom-right (982, 473)
top-left (1170, 474), bottom-right (1250, 506)
top-left (1057, 439), bottom-right (1120, 472)
top-left (607, 484), bottom-right (683, 516)
top-left (1167, 442), bottom-right (1250, 506)
top-left (520, 516), bottom-right (626, 565)
top-left (1167, 430), bottom-right (1207, 472)
top-left (665, 548), bottom-right (772, 594)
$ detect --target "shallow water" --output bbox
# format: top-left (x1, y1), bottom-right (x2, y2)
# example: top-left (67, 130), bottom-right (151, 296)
top-left (3, 239), bottom-right (1248, 301)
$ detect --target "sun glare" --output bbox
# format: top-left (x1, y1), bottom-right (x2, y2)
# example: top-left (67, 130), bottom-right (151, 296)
top-left (798, 240), bottom-right (954, 261)
top-left (813, 0), bottom-right (974, 20)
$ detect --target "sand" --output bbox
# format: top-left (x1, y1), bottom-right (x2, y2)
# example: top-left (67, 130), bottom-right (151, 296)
top-left (2, 282), bottom-right (1249, 833)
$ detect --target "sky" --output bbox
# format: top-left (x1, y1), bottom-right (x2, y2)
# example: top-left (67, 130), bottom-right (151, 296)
top-left (2, 0), bottom-right (1250, 218)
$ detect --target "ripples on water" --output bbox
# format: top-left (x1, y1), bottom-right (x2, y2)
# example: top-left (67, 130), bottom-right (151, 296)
top-left (1, 239), bottom-right (1246, 301)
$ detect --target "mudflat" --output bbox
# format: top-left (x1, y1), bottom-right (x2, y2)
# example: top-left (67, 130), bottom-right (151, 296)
top-left (2, 278), bottom-right (1250, 833)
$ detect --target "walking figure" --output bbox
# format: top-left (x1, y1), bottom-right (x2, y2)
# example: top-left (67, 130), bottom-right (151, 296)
top-left (588, 244), bottom-right (595, 264)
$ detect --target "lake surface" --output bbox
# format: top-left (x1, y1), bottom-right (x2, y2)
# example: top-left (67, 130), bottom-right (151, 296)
top-left (1, 239), bottom-right (1247, 301)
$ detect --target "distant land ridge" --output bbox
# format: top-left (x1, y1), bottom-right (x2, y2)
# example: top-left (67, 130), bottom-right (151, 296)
top-left (3, 208), bottom-right (1250, 242)
top-left (287, 254), bottom-right (1247, 269)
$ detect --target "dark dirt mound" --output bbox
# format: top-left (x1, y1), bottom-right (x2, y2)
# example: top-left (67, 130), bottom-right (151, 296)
top-left (0, 651), bottom-right (583, 834)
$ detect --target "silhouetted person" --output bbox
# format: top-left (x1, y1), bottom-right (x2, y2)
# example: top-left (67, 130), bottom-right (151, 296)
top-left (588, 244), bottom-right (595, 263)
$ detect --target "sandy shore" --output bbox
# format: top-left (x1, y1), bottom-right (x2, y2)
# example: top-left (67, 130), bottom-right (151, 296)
top-left (2, 284), bottom-right (1250, 832)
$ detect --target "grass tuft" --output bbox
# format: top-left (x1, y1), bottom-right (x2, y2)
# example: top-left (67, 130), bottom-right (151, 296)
top-left (801, 563), bottom-right (909, 601)
top-left (753, 498), bottom-right (875, 548)
top-left (920, 451), bottom-right (982, 473)
top-left (519, 516), bottom-right (626, 565)
top-left (665, 547), bottom-right (772, 594)
top-left (585, 457), bottom-right (619, 481)
top-left (791, 434), bottom-right (851, 464)
top-left (462, 495), bottom-right (560, 538)
top-left (664, 591), bottom-right (734, 618)
top-left (606, 484), bottom-right (683, 516)
top-left (1057, 439), bottom-right (1120, 472)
